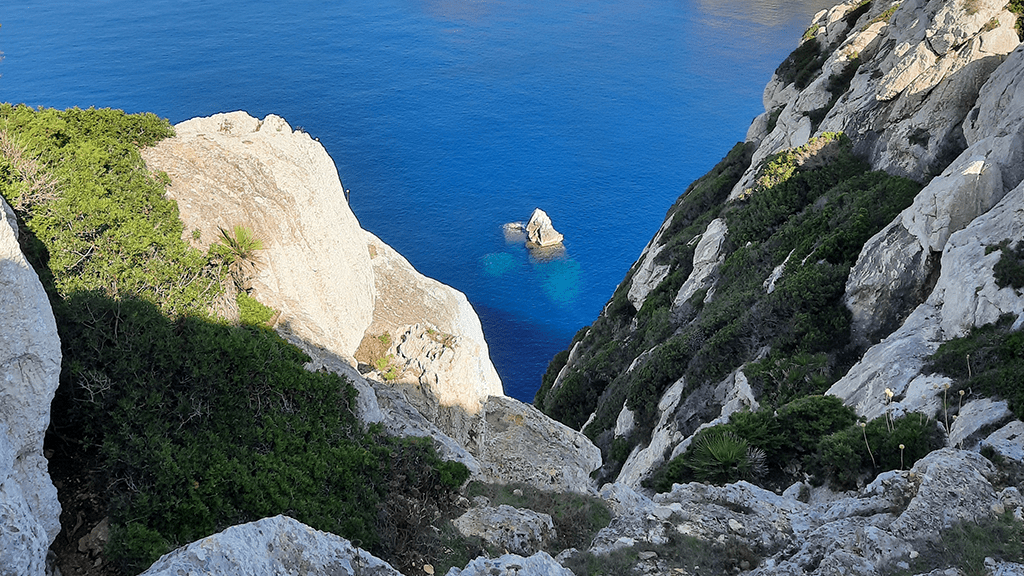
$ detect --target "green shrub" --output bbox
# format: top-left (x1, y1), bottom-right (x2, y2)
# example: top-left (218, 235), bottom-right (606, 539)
top-left (1, 106), bottom-right (470, 576)
top-left (926, 313), bottom-right (1024, 420)
top-left (1010, 0), bottom-right (1024, 40)
top-left (818, 412), bottom-right (943, 490)
top-left (886, 511), bottom-right (1024, 576)
top-left (106, 522), bottom-right (171, 575)
top-left (236, 292), bottom-right (277, 326)
top-left (993, 240), bottom-right (1024, 290)
top-left (775, 37), bottom-right (826, 90)
top-left (865, 3), bottom-right (900, 29)
top-left (0, 104), bottom-right (217, 316)
top-left (776, 395), bottom-right (857, 457)
top-left (564, 530), bottom-right (759, 576)
top-left (682, 431), bottom-right (766, 485)
top-left (538, 132), bottom-right (920, 480)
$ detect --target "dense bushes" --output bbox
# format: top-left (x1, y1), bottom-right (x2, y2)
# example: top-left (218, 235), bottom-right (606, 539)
top-left (1, 106), bottom-right (468, 575)
top-left (650, 396), bottom-right (855, 490)
top-left (537, 133), bottom-right (921, 482)
top-left (819, 412), bottom-right (943, 489)
top-left (926, 313), bottom-right (1024, 421)
top-left (776, 37), bottom-right (827, 90)
top-left (650, 396), bottom-right (943, 492)
top-left (993, 240), bottom-right (1024, 290)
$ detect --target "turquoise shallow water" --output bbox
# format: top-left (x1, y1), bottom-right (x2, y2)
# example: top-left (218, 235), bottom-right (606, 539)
top-left (0, 0), bottom-right (835, 401)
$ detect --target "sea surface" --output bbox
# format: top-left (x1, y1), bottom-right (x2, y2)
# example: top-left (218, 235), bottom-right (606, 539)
top-left (1, 0), bottom-right (836, 402)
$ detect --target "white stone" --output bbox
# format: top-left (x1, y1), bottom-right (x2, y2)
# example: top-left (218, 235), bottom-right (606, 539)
top-left (615, 377), bottom-right (687, 488)
top-left (526, 208), bottom-right (564, 247)
top-left (140, 515), bottom-right (402, 575)
top-left (445, 552), bottom-right (575, 576)
top-left (949, 398), bottom-right (1013, 450)
top-left (983, 420), bottom-right (1024, 463)
top-left (0, 196), bottom-right (62, 576)
top-left (614, 405), bottom-right (636, 438)
top-left (453, 505), bottom-right (555, 556)
top-left (627, 215), bottom-right (674, 309)
top-left (673, 218), bottom-right (728, 308)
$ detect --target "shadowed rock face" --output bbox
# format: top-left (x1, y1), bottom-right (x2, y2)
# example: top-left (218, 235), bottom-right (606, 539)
top-left (0, 196), bottom-right (62, 576)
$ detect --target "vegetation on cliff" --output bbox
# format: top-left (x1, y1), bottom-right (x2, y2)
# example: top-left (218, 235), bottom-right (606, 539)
top-left (0, 104), bottom-right (468, 575)
top-left (536, 132), bottom-right (922, 485)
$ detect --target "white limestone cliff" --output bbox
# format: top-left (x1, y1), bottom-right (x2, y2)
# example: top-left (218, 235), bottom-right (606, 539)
top-left (0, 196), bottom-right (62, 576)
top-left (611, 0), bottom-right (1024, 489)
top-left (141, 111), bottom-right (503, 416)
top-left (142, 111), bottom-right (599, 499)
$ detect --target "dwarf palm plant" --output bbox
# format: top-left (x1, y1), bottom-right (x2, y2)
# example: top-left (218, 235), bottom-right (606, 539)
top-left (686, 431), bottom-right (767, 485)
top-left (212, 225), bottom-right (264, 290)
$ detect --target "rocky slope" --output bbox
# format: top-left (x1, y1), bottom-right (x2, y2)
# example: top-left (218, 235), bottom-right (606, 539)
top-left (133, 2), bottom-right (1024, 571)
top-left (139, 111), bottom-right (600, 495)
top-left (5, 0), bottom-right (1024, 573)
top-left (535, 0), bottom-right (1024, 495)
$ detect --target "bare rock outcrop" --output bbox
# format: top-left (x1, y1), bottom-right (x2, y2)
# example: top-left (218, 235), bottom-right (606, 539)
top-left (142, 111), bottom-right (376, 358)
top-left (736, 0), bottom-right (1019, 198)
top-left (139, 515), bottom-right (403, 576)
top-left (526, 208), bottom-right (564, 247)
top-left (453, 504), bottom-right (556, 556)
top-left (476, 395), bottom-right (602, 494)
top-left (361, 231), bottom-right (502, 414)
top-left (446, 551), bottom-right (575, 576)
top-left (627, 215), bottom-right (674, 309)
top-left (830, 176), bottom-right (1024, 420)
top-left (589, 449), bottom-right (1016, 576)
top-left (671, 217), bottom-right (728, 308)
top-left (0, 196), bottom-right (62, 576)
top-left (142, 110), bottom-right (504, 422)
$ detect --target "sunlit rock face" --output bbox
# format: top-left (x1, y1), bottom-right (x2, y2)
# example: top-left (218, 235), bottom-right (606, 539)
top-left (0, 196), bottom-right (62, 576)
top-left (143, 111), bottom-right (503, 420)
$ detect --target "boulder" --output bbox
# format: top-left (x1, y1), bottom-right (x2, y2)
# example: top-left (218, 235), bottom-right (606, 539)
top-left (0, 195), bottom-right (62, 576)
top-left (139, 515), bottom-right (402, 576)
top-left (476, 395), bottom-right (601, 494)
top-left (452, 504), bottom-right (556, 555)
top-left (444, 551), bottom-right (574, 576)
top-left (888, 449), bottom-right (999, 541)
top-left (948, 398), bottom-right (1013, 450)
top-left (526, 208), bottom-right (564, 247)
top-left (983, 420), bottom-right (1024, 463)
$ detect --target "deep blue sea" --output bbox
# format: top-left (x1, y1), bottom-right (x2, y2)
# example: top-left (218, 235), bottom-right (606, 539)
top-left (1, 0), bottom-right (835, 402)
